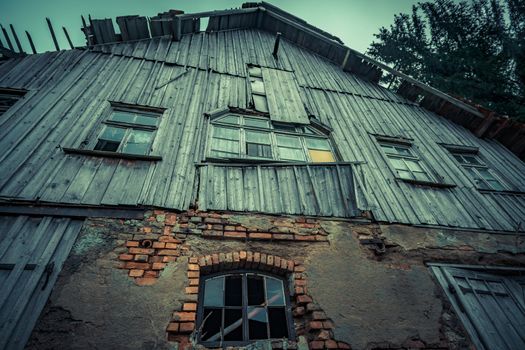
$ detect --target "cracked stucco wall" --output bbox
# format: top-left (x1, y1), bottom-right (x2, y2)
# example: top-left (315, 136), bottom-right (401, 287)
top-left (26, 213), bottom-right (525, 350)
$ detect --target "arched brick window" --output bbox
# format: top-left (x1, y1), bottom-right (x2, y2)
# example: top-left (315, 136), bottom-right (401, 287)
top-left (196, 270), bottom-right (294, 346)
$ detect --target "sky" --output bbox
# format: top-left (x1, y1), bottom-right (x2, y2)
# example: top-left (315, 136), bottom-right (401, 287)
top-left (0, 0), bottom-right (420, 54)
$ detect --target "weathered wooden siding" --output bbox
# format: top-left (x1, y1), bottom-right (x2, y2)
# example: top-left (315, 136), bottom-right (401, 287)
top-left (0, 29), bottom-right (524, 232)
top-left (198, 163), bottom-right (359, 217)
top-left (0, 215), bottom-right (84, 350)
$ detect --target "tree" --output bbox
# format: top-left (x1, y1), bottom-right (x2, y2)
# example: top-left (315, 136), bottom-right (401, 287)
top-left (368, 0), bottom-right (525, 121)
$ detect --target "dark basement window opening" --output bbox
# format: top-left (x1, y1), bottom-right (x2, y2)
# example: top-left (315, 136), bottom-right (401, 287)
top-left (197, 271), bottom-right (294, 346)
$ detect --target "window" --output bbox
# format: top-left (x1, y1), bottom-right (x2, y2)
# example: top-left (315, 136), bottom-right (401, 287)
top-left (0, 88), bottom-right (26, 116)
top-left (92, 108), bottom-right (161, 156)
top-left (248, 66), bottom-right (269, 113)
top-left (450, 151), bottom-right (505, 191)
top-left (208, 114), bottom-right (337, 163)
top-left (197, 272), bottom-right (293, 346)
top-left (379, 141), bottom-right (433, 182)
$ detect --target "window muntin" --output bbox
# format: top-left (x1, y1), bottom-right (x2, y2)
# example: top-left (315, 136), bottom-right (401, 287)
top-left (379, 142), bottom-right (433, 182)
top-left (198, 272), bottom-right (291, 345)
top-left (0, 89), bottom-right (26, 116)
top-left (451, 152), bottom-right (506, 191)
top-left (93, 108), bottom-right (160, 155)
top-left (208, 114), bottom-right (336, 163)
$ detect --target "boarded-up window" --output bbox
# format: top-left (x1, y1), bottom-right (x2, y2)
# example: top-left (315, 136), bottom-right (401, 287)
top-left (261, 67), bottom-right (309, 125)
top-left (431, 264), bottom-right (525, 350)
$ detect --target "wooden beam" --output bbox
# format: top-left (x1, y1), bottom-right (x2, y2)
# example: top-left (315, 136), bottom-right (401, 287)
top-left (0, 24), bottom-right (14, 51)
top-left (25, 31), bottom-right (36, 54)
top-left (9, 24), bottom-right (23, 53)
top-left (0, 203), bottom-right (145, 219)
top-left (46, 17), bottom-right (60, 51)
top-left (62, 26), bottom-right (74, 49)
top-left (272, 32), bottom-right (281, 59)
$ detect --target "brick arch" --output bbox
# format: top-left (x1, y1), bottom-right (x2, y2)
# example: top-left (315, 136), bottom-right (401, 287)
top-left (195, 250), bottom-right (296, 275)
top-left (166, 250), bottom-right (351, 350)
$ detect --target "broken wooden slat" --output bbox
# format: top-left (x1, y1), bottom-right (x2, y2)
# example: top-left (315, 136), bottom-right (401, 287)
top-left (46, 17), bottom-right (60, 51)
top-left (9, 24), bottom-right (23, 53)
top-left (62, 27), bottom-right (74, 49)
top-left (25, 31), bottom-right (36, 54)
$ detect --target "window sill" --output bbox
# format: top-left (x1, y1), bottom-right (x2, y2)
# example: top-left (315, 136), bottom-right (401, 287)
top-left (396, 177), bottom-right (456, 189)
top-left (63, 147), bottom-right (162, 161)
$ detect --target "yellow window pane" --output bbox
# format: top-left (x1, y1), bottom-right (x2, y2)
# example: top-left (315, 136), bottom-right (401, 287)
top-left (309, 149), bottom-right (335, 163)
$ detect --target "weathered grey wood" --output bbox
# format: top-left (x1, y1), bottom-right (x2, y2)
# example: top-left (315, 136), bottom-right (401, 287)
top-left (25, 31), bottom-right (36, 54)
top-left (9, 25), bottom-right (23, 53)
top-left (46, 18), bottom-right (60, 51)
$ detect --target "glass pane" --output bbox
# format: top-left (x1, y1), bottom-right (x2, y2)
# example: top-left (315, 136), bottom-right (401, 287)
top-left (478, 168), bottom-right (497, 181)
top-left (224, 309), bottom-right (243, 341)
top-left (380, 144), bottom-right (395, 154)
top-left (397, 170), bottom-right (415, 180)
top-left (413, 171), bottom-right (431, 182)
top-left (246, 130), bottom-right (270, 144)
top-left (134, 114), bottom-right (158, 127)
top-left (248, 275), bottom-right (265, 306)
top-left (201, 308), bottom-right (222, 341)
top-left (250, 77), bottom-right (265, 95)
top-left (249, 66), bottom-right (262, 77)
top-left (212, 138), bottom-right (239, 154)
top-left (268, 308), bottom-right (288, 338)
top-left (214, 126), bottom-right (240, 140)
top-left (273, 123), bottom-right (297, 132)
top-left (99, 126), bottom-right (126, 142)
top-left (244, 117), bottom-right (270, 129)
top-left (279, 147), bottom-right (306, 161)
top-left (394, 146), bottom-right (412, 156)
top-left (452, 154), bottom-right (466, 164)
top-left (405, 159), bottom-right (424, 172)
top-left (301, 126), bottom-right (316, 135)
top-left (122, 129), bottom-right (153, 155)
top-left (266, 277), bottom-right (285, 306)
top-left (276, 134), bottom-right (301, 148)
top-left (390, 157), bottom-right (408, 170)
top-left (253, 94), bottom-right (269, 113)
top-left (463, 155), bottom-right (482, 165)
top-left (309, 149), bottom-right (335, 163)
top-left (488, 180), bottom-right (505, 191)
top-left (216, 115), bottom-right (240, 125)
top-left (305, 137), bottom-right (331, 150)
top-left (247, 143), bottom-right (272, 158)
top-left (109, 111), bottom-right (135, 124)
top-left (248, 307), bottom-right (269, 340)
top-left (204, 277), bottom-right (224, 307)
top-left (225, 275), bottom-right (242, 306)
top-left (94, 140), bottom-right (120, 152)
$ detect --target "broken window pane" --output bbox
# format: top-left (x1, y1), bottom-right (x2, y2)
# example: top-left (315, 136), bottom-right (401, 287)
top-left (268, 307), bottom-right (288, 338)
top-left (248, 66), bottom-right (262, 77)
top-left (94, 126), bottom-right (126, 152)
top-left (266, 277), bottom-right (285, 306)
top-left (248, 306), bottom-right (268, 339)
top-left (201, 308), bottom-right (222, 341)
top-left (204, 277), bottom-right (224, 307)
top-left (248, 275), bottom-right (265, 305)
top-left (225, 275), bottom-right (243, 306)
top-left (224, 309), bottom-right (243, 341)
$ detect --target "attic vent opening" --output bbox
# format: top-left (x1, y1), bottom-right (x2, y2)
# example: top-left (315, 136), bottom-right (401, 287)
top-left (199, 17), bottom-right (210, 32)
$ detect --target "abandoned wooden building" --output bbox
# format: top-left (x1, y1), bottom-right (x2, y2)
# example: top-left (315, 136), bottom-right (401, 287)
top-left (1, 2), bottom-right (525, 350)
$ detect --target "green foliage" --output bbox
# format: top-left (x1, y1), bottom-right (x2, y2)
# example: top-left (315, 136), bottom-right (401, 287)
top-left (368, 0), bottom-right (525, 121)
